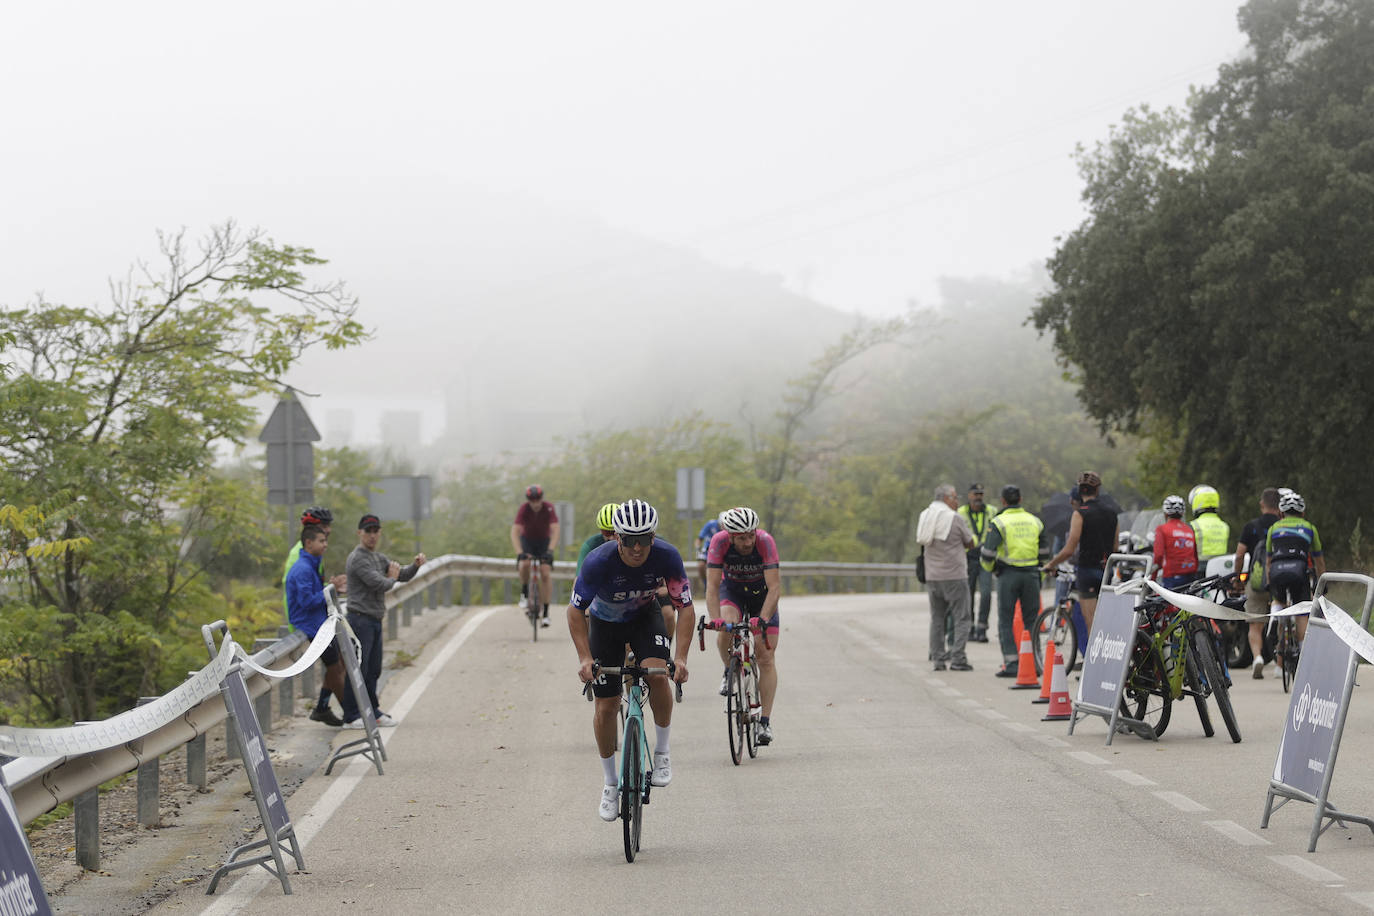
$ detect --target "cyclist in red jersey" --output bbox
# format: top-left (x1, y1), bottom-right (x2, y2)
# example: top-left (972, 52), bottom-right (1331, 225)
top-left (510, 485), bottom-right (559, 627)
top-left (1151, 495), bottom-right (1199, 590)
top-left (706, 506), bottom-right (781, 746)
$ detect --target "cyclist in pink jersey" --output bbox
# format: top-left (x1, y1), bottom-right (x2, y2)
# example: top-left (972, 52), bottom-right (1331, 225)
top-left (705, 506), bottom-right (782, 746)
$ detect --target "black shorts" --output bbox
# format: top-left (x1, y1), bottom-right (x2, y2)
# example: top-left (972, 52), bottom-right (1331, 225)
top-left (719, 581), bottom-right (780, 631)
top-left (519, 537), bottom-right (552, 563)
top-left (320, 642), bottom-right (340, 666)
top-left (588, 611), bottom-right (671, 698)
top-left (1268, 559), bottom-right (1312, 606)
top-left (1075, 566), bottom-right (1105, 599)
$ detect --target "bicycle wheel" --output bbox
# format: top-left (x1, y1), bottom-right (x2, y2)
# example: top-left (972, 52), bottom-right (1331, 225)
top-left (1032, 603), bottom-right (1078, 677)
top-left (1120, 633), bottom-right (1172, 739)
top-left (1280, 620), bottom-right (1296, 694)
top-left (725, 660), bottom-right (744, 765)
top-left (1194, 632), bottom-right (1241, 743)
top-left (621, 716), bottom-right (643, 862)
top-left (1183, 642), bottom-right (1214, 738)
top-left (744, 665), bottom-right (760, 759)
top-left (528, 568), bottom-right (541, 642)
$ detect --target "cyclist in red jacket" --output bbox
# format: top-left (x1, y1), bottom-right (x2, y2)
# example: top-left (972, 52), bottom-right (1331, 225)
top-left (1151, 495), bottom-right (1200, 590)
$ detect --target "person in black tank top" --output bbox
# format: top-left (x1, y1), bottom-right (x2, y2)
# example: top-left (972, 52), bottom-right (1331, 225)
top-left (1045, 471), bottom-right (1119, 632)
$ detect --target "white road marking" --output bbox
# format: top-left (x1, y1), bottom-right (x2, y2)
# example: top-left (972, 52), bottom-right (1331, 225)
top-left (939, 687), bottom-right (963, 697)
top-left (1345, 891), bottom-right (1374, 909)
top-left (1203, 820), bottom-right (1270, 846)
top-left (999, 722), bottom-right (1034, 733)
top-left (957, 698), bottom-right (982, 707)
top-left (1067, 751), bottom-right (1109, 766)
top-left (1038, 736), bottom-right (1069, 747)
top-left (1153, 791), bottom-right (1209, 812)
top-left (1106, 769), bottom-right (1156, 787)
top-left (1269, 855), bottom-right (1344, 884)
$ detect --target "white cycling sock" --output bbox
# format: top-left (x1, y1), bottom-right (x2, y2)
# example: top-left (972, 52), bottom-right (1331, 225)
top-left (655, 725), bottom-right (670, 755)
top-left (601, 754), bottom-right (617, 786)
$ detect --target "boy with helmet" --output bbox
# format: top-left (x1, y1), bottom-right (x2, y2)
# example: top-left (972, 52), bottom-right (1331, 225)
top-left (706, 506), bottom-right (783, 745)
top-left (569, 499), bottom-right (695, 822)
top-left (1189, 485), bottom-right (1231, 561)
top-left (511, 485), bottom-right (559, 627)
top-left (1266, 491), bottom-right (1324, 644)
top-left (1151, 495), bottom-right (1199, 589)
top-left (281, 506), bottom-right (348, 725)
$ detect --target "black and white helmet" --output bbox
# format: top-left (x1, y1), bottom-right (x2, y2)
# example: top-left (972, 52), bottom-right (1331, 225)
top-left (1162, 495), bottom-right (1186, 518)
top-left (1279, 491), bottom-right (1306, 514)
top-left (612, 499), bottom-right (658, 535)
top-left (719, 506), bottom-right (760, 533)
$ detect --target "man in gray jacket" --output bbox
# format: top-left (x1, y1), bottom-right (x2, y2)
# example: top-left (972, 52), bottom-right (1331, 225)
top-left (341, 514), bottom-right (426, 727)
top-left (917, 484), bottom-right (976, 671)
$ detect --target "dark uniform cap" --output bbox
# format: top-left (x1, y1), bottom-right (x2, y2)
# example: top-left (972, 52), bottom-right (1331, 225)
top-left (968, 483), bottom-right (984, 493)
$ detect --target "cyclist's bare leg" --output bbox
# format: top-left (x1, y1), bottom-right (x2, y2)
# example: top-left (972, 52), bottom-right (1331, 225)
top-left (1296, 614), bottom-right (1309, 642)
top-left (755, 627), bottom-right (779, 717)
top-left (644, 659), bottom-right (674, 727)
top-left (593, 695), bottom-right (620, 758)
top-left (717, 600), bottom-right (742, 667)
top-left (1248, 620), bottom-right (1266, 663)
top-left (539, 558), bottom-right (553, 607)
top-left (517, 556), bottom-right (532, 587)
top-left (1080, 596), bottom-right (1098, 633)
top-left (696, 560), bottom-right (708, 597)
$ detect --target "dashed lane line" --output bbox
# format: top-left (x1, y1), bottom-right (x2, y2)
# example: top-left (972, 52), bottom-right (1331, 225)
top-left (1203, 820), bottom-right (1270, 846)
top-left (1269, 854), bottom-right (1344, 884)
top-left (1067, 750), bottom-right (1109, 766)
top-left (1106, 769), bottom-right (1156, 787)
top-left (1153, 790), bottom-right (1210, 812)
top-left (939, 687), bottom-right (963, 697)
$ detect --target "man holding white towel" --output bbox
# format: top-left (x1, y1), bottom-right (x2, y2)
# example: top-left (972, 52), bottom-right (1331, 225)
top-left (917, 484), bottom-right (976, 671)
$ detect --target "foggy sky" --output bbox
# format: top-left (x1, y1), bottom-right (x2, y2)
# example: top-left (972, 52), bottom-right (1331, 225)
top-left (0, 2), bottom-right (1248, 447)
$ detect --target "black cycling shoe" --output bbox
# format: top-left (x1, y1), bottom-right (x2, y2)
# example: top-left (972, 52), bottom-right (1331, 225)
top-left (309, 706), bottom-right (343, 727)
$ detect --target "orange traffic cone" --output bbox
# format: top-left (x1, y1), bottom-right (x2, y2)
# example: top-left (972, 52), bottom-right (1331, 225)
top-left (1033, 639), bottom-right (1055, 704)
top-left (1011, 628), bottom-right (1039, 689)
top-left (1042, 648), bottom-right (1072, 721)
top-left (1012, 600), bottom-right (1025, 647)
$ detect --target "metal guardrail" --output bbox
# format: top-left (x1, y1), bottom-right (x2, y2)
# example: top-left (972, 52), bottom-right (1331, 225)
top-left (2, 553), bottom-right (914, 837)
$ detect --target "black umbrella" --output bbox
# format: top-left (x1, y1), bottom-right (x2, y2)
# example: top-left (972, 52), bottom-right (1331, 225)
top-left (1039, 491), bottom-right (1074, 540)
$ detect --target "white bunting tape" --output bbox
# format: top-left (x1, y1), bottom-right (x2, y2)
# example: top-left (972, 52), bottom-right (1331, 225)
top-left (1269, 600), bottom-right (1314, 618)
top-left (234, 617), bottom-right (337, 680)
top-left (1141, 580), bottom-right (1267, 621)
top-left (1317, 596), bottom-right (1374, 664)
top-left (0, 636), bottom-right (237, 758)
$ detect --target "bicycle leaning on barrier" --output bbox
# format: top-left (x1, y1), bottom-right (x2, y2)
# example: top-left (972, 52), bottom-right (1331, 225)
top-left (1032, 565), bottom-right (1088, 676)
top-left (698, 615), bottom-right (770, 765)
top-left (1117, 573), bottom-right (1242, 743)
top-left (584, 661), bottom-right (681, 863)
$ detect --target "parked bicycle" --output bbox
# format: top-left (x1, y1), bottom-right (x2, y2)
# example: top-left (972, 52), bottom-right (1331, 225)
top-left (697, 615), bottom-right (769, 765)
top-left (1118, 574), bottom-right (1241, 743)
top-left (1032, 565), bottom-right (1087, 676)
top-left (583, 661), bottom-right (680, 862)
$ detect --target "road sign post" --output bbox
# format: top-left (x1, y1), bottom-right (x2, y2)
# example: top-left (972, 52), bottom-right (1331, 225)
top-left (260, 389), bottom-right (322, 538)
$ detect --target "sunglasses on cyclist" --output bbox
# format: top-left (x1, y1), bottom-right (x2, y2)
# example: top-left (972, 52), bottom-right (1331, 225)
top-left (619, 533), bottom-right (654, 548)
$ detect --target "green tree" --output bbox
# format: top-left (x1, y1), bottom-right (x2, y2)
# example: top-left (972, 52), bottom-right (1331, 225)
top-left (1032, 0), bottom-right (1374, 558)
top-left (0, 223), bottom-right (365, 722)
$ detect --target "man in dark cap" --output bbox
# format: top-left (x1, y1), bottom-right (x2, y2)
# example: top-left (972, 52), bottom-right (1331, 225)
top-left (980, 485), bottom-right (1050, 677)
top-left (341, 514), bottom-right (426, 727)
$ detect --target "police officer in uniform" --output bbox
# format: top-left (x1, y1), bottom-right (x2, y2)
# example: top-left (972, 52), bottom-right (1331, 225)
top-left (980, 485), bottom-right (1050, 677)
top-left (1189, 485), bottom-right (1231, 563)
top-left (958, 483), bottom-right (997, 643)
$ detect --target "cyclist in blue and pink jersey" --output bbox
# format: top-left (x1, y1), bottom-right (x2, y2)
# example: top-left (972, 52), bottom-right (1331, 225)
top-left (568, 499), bottom-right (695, 823)
top-left (706, 506), bottom-right (782, 746)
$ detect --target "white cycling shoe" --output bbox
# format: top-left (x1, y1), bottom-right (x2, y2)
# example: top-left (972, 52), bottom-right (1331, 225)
top-left (599, 785), bottom-right (618, 822)
top-left (651, 753), bottom-right (672, 787)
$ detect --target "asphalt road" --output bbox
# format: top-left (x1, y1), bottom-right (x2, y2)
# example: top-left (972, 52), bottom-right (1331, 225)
top-left (142, 591), bottom-right (1374, 915)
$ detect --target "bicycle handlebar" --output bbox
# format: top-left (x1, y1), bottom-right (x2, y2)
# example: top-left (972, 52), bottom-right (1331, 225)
top-left (697, 614), bottom-right (771, 652)
top-left (583, 661), bottom-right (683, 702)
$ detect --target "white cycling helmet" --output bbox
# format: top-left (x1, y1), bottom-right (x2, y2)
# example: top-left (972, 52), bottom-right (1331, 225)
top-left (719, 506), bottom-right (760, 533)
top-left (1162, 495), bottom-right (1186, 518)
top-left (1279, 491), bottom-right (1306, 514)
top-left (612, 499), bottom-right (658, 535)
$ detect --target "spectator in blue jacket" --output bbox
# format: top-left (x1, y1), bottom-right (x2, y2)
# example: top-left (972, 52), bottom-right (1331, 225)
top-left (286, 524), bottom-right (349, 726)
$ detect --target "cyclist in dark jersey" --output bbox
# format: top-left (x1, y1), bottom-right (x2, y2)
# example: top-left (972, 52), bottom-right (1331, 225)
top-left (1235, 487), bottom-right (1282, 679)
top-left (510, 485), bottom-right (559, 627)
top-left (1266, 491), bottom-right (1324, 644)
top-left (1045, 470), bottom-right (1119, 632)
top-left (569, 499), bottom-right (694, 822)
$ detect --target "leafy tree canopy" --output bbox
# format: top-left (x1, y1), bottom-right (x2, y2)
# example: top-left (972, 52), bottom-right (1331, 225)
top-left (1033, 0), bottom-right (1374, 558)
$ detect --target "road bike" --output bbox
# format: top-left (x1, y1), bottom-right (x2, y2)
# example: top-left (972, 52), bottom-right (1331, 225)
top-left (1032, 566), bottom-right (1086, 676)
top-left (697, 615), bottom-right (769, 765)
top-left (584, 661), bottom-right (680, 862)
top-left (1119, 574), bottom-right (1241, 743)
top-left (517, 551), bottom-right (552, 641)
top-left (1270, 613), bottom-right (1302, 693)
